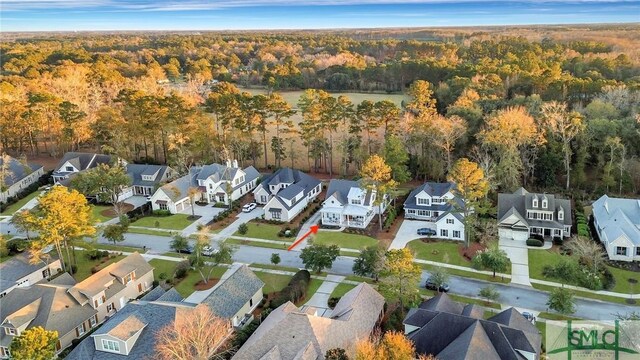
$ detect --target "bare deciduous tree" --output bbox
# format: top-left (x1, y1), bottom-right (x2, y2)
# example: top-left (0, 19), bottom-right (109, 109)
top-left (155, 305), bottom-right (231, 360)
top-left (567, 236), bottom-right (607, 274)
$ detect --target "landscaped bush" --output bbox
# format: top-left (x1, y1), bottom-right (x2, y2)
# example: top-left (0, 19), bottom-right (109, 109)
top-left (383, 206), bottom-right (397, 230)
top-left (328, 297), bottom-right (340, 309)
top-left (238, 223), bottom-right (249, 235)
top-left (278, 226), bottom-right (299, 238)
top-left (6, 239), bottom-right (28, 254)
top-left (175, 260), bottom-right (190, 279)
top-left (152, 209), bottom-right (171, 216)
top-left (577, 223), bottom-right (589, 237)
top-left (542, 258), bottom-right (606, 290)
top-left (553, 236), bottom-right (564, 246)
top-left (526, 238), bottom-right (544, 247)
top-left (530, 234), bottom-right (544, 241)
top-left (270, 270), bottom-right (311, 308)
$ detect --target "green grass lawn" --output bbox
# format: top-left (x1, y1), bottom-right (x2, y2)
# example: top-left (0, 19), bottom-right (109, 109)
top-left (312, 231), bottom-right (378, 250)
top-left (234, 223), bottom-right (290, 241)
top-left (344, 275), bottom-right (377, 284)
top-left (90, 205), bottom-right (114, 223)
top-left (538, 312), bottom-right (580, 321)
top-left (330, 283), bottom-right (356, 298)
top-left (174, 267), bottom-right (227, 297)
top-left (419, 263), bottom-right (511, 284)
top-left (227, 238), bottom-right (290, 250)
top-left (127, 228), bottom-right (177, 237)
top-left (251, 263), bottom-right (302, 273)
top-left (161, 252), bottom-right (189, 259)
top-left (72, 250), bottom-right (126, 281)
top-left (83, 243), bottom-right (146, 254)
top-left (131, 214), bottom-right (194, 230)
top-left (0, 190), bottom-right (41, 215)
top-left (419, 288), bottom-right (502, 309)
top-left (407, 240), bottom-right (471, 267)
top-left (531, 283), bottom-right (635, 306)
top-left (149, 259), bottom-right (179, 280)
top-left (297, 278), bottom-right (323, 306)
top-left (606, 265), bottom-right (640, 294)
top-left (256, 272), bottom-right (293, 293)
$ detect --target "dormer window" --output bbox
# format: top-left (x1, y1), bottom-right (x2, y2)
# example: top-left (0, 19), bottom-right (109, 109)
top-left (102, 339), bottom-right (121, 353)
top-left (417, 198), bottom-right (429, 205)
top-left (542, 198), bottom-right (548, 209)
top-left (351, 199), bottom-right (361, 205)
top-left (4, 327), bottom-right (17, 336)
top-left (532, 197), bottom-right (538, 208)
top-left (558, 209), bottom-right (564, 221)
top-left (122, 271), bottom-right (136, 285)
top-left (65, 166), bottom-right (74, 172)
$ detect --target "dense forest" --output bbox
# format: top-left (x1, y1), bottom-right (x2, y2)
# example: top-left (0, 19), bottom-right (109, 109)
top-left (1, 25), bottom-right (639, 197)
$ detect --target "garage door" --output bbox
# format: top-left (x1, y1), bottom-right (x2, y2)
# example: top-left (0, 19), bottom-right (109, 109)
top-left (499, 228), bottom-right (529, 241)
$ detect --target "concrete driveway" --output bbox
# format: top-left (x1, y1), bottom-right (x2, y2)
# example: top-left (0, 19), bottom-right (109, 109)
top-left (301, 275), bottom-right (344, 317)
top-left (124, 196), bottom-right (148, 209)
top-left (499, 237), bottom-right (532, 286)
top-left (179, 205), bottom-right (225, 236)
top-left (389, 219), bottom-right (436, 249)
top-left (213, 206), bottom-right (265, 238)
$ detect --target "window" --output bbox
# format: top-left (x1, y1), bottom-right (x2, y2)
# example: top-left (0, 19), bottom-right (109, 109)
top-left (42, 268), bottom-right (51, 278)
top-left (616, 247), bottom-right (627, 256)
top-left (102, 339), bottom-right (120, 352)
top-left (65, 166), bottom-right (74, 172)
top-left (94, 295), bottom-right (104, 307)
top-left (446, 218), bottom-right (454, 224)
top-left (0, 347), bottom-right (10, 358)
top-left (209, 184), bottom-right (212, 189)
top-left (159, 203), bottom-right (168, 211)
top-left (260, 195), bottom-right (267, 203)
top-left (271, 210), bottom-right (281, 220)
top-left (122, 272), bottom-right (135, 284)
top-left (4, 327), bottom-right (17, 336)
top-left (407, 210), bottom-right (415, 214)
top-left (532, 198), bottom-right (538, 208)
top-left (107, 303), bottom-right (115, 312)
top-left (417, 198), bottom-right (429, 205)
top-left (453, 230), bottom-right (461, 238)
top-left (249, 298), bottom-right (253, 307)
top-left (542, 199), bottom-right (548, 208)
top-left (350, 199), bottom-right (361, 205)
top-left (440, 229), bottom-right (448, 237)
top-left (417, 210), bottom-right (430, 217)
top-left (558, 210), bottom-right (564, 221)
top-left (76, 324), bottom-right (85, 336)
top-left (637, 247), bottom-right (640, 256)
top-left (89, 315), bottom-right (97, 328)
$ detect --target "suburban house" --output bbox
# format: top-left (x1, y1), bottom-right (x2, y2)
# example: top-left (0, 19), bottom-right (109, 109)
top-left (185, 263), bottom-right (264, 329)
top-left (0, 155), bottom-right (44, 204)
top-left (233, 283), bottom-right (385, 360)
top-left (404, 293), bottom-right (541, 360)
top-left (592, 195), bottom-right (640, 262)
top-left (0, 252), bottom-right (62, 298)
top-left (67, 253), bottom-right (154, 324)
top-left (150, 160), bottom-right (259, 214)
top-left (253, 168), bottom-right (322, 222)
top-left (0, 273), bottom-right (98, 357)
top-left (65, 287), bottom-right (196, 359)
top-left (52, 152), bottom-right (115, 183)
top-left (124, 164), bottom-right (174, 198)
top-left (404, 182), bottom-right (466, 241)
top-left (320, 179), bottom-right (388, 229)
top-left (497, 188), bottom-right (572, 241)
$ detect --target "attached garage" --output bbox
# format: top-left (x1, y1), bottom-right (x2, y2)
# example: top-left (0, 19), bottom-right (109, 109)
top-left (499, 227), bottom-right (529, 241)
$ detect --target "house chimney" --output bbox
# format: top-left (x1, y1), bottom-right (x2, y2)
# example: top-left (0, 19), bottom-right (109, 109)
top-left (232, 159), bottom-right (238, 168)
top-left (225, 159), bottom-right (231, 168)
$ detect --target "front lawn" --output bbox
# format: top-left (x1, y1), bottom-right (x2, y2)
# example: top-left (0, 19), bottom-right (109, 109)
top-left (174, 267), bottom-right (227, 297)
top-left (256, 272), bottom-right (293, 293)
top-left (330, 283), bottom-right (356, 298)
top-left (606, 265), bottom-right (640, 294)
top-left (0, 190), bottom-right (41, 215)
top-left (149, 259), bottom-right (179, 279)
top-left (131, 214), bottom-right (194, 230)
top-left (234, 223), bottom-right (290, 241)
top-left (72, 250), bottom-right (126, 281)
top-left (227, 238), bottom-right (290, 250)
top-left (127, 228), bottom-right (177, 237)
top-left (312, 231), bottom-right (378, 250)
top-left (407, 240), bottom-right (471, 267)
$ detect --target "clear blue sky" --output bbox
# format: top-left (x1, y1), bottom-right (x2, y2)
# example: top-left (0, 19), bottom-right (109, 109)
top-left (2, 1), bottom-right (639, 32)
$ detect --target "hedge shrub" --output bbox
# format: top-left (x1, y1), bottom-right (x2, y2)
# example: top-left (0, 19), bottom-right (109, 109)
top-left (526, 238), bottom-right (544, 247)
top-left (270, 270), bottom-right (311, 309)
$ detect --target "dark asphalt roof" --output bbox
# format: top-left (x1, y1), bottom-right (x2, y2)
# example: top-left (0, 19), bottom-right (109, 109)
top-left (0, 253), bottom-right (58, 293)
top-left (497, 188), bottom-right (572, 228)
top-left (0, 155), bottom-right (42, 187)
top-left (53, 152), bottom-right (113, 174)
top-left (126, 164), bottom-right (170, 187)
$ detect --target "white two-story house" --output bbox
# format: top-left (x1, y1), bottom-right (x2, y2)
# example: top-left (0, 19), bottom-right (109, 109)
top-left (320, 179), bottom-right (388, 229)
top-left (123, 164), bottom-right (175, 198)
top-left (253, 168), bottom-right (322, 222)
top-left (150, 160), bottom-right (259, 214)
top-left (52, 152), bottom-right (115, 184)
top-left (497, 188), bottom-right (572, 241)
top-left (403, 182), bottom-right (466, 241)
top-left (0, 155), bottom-right (44, 204)
top-left (592, 195), bottom-right (640, 262)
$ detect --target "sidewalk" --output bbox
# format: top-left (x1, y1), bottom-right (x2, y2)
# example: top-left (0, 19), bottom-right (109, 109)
top-left (294, 210), bottom-right (322, 248)
top-left (300, 274), bottom-right (345, 317)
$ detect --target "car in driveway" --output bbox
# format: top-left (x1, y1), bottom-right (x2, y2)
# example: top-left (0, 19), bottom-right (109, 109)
top-left (417, 228), bottom-right (437, 236)
top-left (425, 278), bottom-right (450, 292)
top-left (202, 245), bottom-right (218, 257)
top-left (242, 202), bottom-right (257, 213)
top-left (522, 312), bottom-right (536, 324)
top-left (176, 246), bottom-right (193, 254)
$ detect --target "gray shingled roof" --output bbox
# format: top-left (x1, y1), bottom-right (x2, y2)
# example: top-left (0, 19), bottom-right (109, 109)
top-left (497, 188), bottom-right (572, 229)
top-left (158, 173), bottom-right (195, 202)
top-left (325, 179), bottom-right (374, 207)
top-left (53, 152), bottom-right (113, 174)
top-left (405, 294), bottom-right (541, 360)
top-left (65, 301), bottom-right (196, 360)
top-left (236, 166), bottom-right (260, 190)
top-left (0, 252), bottom-right (58, 293)
top-left (258, 168), bottom-right (321, 211)
top-left (199, 265), bottom-right (264, 319)
top-left (0, 156), bottom-right (42, 187)
top-left (592, 195), bottom-right (640, 247)
top-left (126, 164), bottom-right (170, 187)
top-left (0, 273), bottom-right (97, 348)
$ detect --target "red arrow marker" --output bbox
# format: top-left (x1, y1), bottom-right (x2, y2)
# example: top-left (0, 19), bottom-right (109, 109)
top-left (287, 224), bottom-right (319, 251)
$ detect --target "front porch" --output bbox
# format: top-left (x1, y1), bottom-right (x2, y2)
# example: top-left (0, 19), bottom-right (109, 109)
top-left (321, 209), bottom-right (375, 229)
top-left (529, 226), bottom-right (565, 239)
top-left (133, 185), bottom-right (153, 196)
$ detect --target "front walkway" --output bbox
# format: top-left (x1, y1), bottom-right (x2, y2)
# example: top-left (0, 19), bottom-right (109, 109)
top-left (179, 204), bottom-right (225, 236)
top-left (499, 237), bottom-right (532, 286)
top-left (294, 210), bottom-right (323, 249)
top-left (300, 274), bottom-right (345, 317)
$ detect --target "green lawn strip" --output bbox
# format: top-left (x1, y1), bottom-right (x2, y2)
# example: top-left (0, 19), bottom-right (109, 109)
top-left (606, 265), bottom-right (640, 294)
top-left (538, 312), bottom-right (581, 321)
top-left (419, 263), bottom-right (511, 284)
top-left (419, 288), bottom-right (502, 309)
top-left (174, 267), bottom-right (227, 298)
top-left (531, 283), bottom-right (635, 305)
top-left (234, 223), bottom-right (293, 242)
top-left (312, 231), bottom-right (378, 250)
top-left (149, 259), bottom-right (179, 279)
top-left (536, 321), bottom-right (547, 350)
top-left (407, 240), bottom-right (472, 267)
top-left (250, 263), bottom-right (302, 273)
top-left (0, 190), bottom-right (41, 215)
top-left (296, 278), bottom-right (323, 306)
top-left (161, 252), bottom-right (189, 259)
top-left (90, 205), bottom-right (114, 223)
top-left (0, 255), bottom-right (13, 263)
top-left (339, 250), bottom-right (359, 257)
top-left (344, 275), bottom-right (377, 284)
top-left (127, 228), bottom-right (177, 237)
top-left (72, 250), bottom-right (126, 281)
top-left (330, 283), bottom-right (357, 298)
top-left (256, 272), bottom-right (293, 293)
top-left (227, 238), bottom-right (290, 250)
top-left (82, 243), bottom-right (146, 253)
top-left (131, 214), bottom-right (194, 230)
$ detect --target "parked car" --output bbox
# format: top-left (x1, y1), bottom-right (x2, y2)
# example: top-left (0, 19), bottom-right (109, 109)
top-left (522, 312), bottom-right (536, 324)
top-left (425, 278), bottom-right (450, 292)
top-left (145, 196), bottom-right (152, 202)
top-left (242, 202), bottom-right (257, 212)
top-left (417, 228), bottom-right (437, 236)
top-left (176, 246), bottom-right (193, 255)
top-left (202, 245), bottom-right (218, 257)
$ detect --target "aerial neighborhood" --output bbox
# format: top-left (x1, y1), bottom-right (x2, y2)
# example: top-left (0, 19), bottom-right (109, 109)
top-left (1, 26), bottom-right (640, 360)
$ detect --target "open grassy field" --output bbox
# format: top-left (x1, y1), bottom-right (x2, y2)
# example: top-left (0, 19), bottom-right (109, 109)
top-left (407, 240), bottom-right (471, 267)
top-left (131, 214), bottom-right (194, 230)
top-left (312, 231), bottom-right (378, 250)
top-left (0, 190), bottom-right (42, 215)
